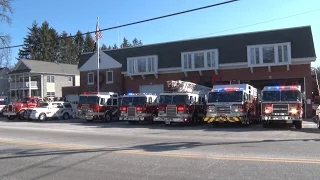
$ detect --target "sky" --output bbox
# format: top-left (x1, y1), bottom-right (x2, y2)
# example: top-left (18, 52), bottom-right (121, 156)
top-left (2, 0), bottom-right (320, 67)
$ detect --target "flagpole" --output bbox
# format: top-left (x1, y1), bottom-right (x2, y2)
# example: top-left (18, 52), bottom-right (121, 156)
top-left (97, 17), bottom-right (100, 93)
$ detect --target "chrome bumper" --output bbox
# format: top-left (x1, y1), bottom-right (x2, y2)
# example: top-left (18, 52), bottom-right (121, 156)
top-left (261, 115), bottom-right (301, 121)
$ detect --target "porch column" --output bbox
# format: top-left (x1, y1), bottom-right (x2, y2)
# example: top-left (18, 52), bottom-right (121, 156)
top-left (14, 75), bottom-right (17, 101)
top-left (41, 75), bottom-right (44, 98)
top-left (22, 73), bottom-right (25, 98)
top-left (29, 74), bottom-right (31, 97)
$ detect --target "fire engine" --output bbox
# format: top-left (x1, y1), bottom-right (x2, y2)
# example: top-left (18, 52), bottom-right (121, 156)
top-left (3, 97), bottom-right (40, 120)
top-left (77, 92), bottom-right (120, 122)
top-left (119, 93), bottom-right (158, 124)
top-left (204, 84), bottom-right (260, 126)
top-left (153, 80), bottom-right (211, 125)
top-left (260, 85), bottom-right (303, 129)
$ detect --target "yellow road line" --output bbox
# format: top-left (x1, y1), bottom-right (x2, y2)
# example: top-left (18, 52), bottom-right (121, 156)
top-left (1, 139), bottom-right (320, 164)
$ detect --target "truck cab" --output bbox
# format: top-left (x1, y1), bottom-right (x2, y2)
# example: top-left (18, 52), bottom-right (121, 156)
top-left (120, 93), bottom-right (158, 124)
top-left (153, 80), bottom-right (210, 125)
top-left (204, 84), bottom-right (260, 126)
top-left (260, 85), bottom-right (303, 129)
top-left (77, 92), bottom-right (119, 122)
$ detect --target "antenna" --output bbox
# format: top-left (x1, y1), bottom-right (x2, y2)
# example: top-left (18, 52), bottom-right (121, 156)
top-left (117, 22), bottom-right (120, 47)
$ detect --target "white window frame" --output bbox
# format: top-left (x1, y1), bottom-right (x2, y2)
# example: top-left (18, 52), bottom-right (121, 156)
top-left (127, 55), bottom-right (159, 75)
top-left (181, 49), bottom-right (219, 72)
top-left (247, 42), bottom-right (292, 67)
top-left (47, 75), bottom-right (55, 83)
top-left (87, 72), bottom-right (94, 85)
top-left (106, 70), bottom-right (113, 84)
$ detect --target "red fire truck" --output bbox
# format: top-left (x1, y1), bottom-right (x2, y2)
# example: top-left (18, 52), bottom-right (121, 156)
top-left (119, 93), bottom-right (158, 124)
top-left (204, 84), bottom-right (260, 126)
top-left (3, 97), bottom-right (40, 120)
top-left (77, 92), bottom-right (120, 122)
top-left (260, 85), bottom-right (303, 129)
top-left (153, 80), bottom-right (210, 125)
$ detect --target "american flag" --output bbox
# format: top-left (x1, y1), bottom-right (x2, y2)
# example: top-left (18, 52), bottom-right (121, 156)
top-left (94, 22), bottom-right (103, 42)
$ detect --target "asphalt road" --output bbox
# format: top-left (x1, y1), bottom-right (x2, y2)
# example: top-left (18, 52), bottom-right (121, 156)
top-left (0, 118), bottom-right (319, 180)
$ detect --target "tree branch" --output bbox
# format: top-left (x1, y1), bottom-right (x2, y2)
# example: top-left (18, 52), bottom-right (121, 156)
top-left (0, 0), bottom-right (13, 24)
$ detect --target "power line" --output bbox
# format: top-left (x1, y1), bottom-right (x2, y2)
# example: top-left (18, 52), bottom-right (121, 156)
top-left (191, 8), bottom-right (320, 39)
top-left (0, 0), bottom-right (239, 50)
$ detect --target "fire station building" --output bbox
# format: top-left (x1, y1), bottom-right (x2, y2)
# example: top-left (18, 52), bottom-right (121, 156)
top-left (64, 26), bottom-right (316, 117)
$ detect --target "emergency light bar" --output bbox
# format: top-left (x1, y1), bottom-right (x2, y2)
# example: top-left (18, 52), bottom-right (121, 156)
top-left (126, 93), bottom-right (157, 96)
top-left (212, 87), bottom-right (244, 92)
top-left (263, 85), bottom-right (301, 91)
top-left (81, 92), bottom-right (116, 95)
top-left (0, 98), bottom-right (4, 101)
top-left (212, 84), bottom-right (247, 92)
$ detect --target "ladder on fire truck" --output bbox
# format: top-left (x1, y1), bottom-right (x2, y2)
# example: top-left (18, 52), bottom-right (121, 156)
top-left (166, 80), bottom-right (212, 95)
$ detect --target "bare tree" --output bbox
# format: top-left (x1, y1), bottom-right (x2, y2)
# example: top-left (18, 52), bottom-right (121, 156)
top-left (0, 0), bottom-right (13, 67)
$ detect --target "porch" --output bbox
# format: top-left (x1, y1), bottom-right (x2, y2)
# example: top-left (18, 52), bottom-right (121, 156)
top-left (9, 73), bottom-right (44, 100)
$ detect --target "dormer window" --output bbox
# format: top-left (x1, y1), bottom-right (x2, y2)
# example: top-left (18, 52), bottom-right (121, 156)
top-left (181, 49), bottom-right (219, 76)
top-left (247, 42), bottom-right (291, 67)
top-left (127, 55), bottom-right (158, 80)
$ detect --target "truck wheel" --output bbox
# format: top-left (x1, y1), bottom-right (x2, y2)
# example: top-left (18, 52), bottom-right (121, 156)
top-left (7, 116), bottom-right (15, 120)
top-left (38, 113), bottom-right (46, 121)
top-left (262, 121), bottom-right (268, 128)
top-left (294, 121), bottom-right (302, 129)
top-left (128, 121), bottom-right (138, 125)
top-left (150, 113), bottom-right (157, 124)
top-left (18, 111), bottom-right (25, 120)
top-left (63, 112), bottom-right (69, 120)
top-left (104, 112), bottom-right (112, 122)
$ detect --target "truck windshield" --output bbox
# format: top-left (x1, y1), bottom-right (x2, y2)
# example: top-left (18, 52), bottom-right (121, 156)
top-left (262, 91), bottom-right (301, 101)
top-left (159, 95), bottom-right (189, 104)
top-left (281, 90), bottom-right (301, 101)
top-left (79, 96), bottom-right (99, 104)
top-left (0, 101), bottom-right (8, 105)
top-left (262, 91), bottom-right (280, 101)
top-left (121, 97), bottom-right (147, 106)
top-left (207, 91), bottom-right (243, 103)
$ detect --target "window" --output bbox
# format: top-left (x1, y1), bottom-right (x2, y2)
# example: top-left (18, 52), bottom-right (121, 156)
top-left (112, 98), bottom-right (118, 106)
top-left (87, 72), bottom-right (94, 85)
top-left (47, 75), bottom-right (54, 83)
top-left (247, 42), bottom-right (291, 67)
top-left (127, 55), bottom-right (158, 75)
top-left (68, 76), bottom-right (72, 82)
top-left (47, 92), bottom-right (55, 97)
top-left (106, 71), bottom-right (113, 84)
top-left (181, 49), bottom-right (218, 71)
top-left (63, 103), bottom-right (72, 108)
top-left (100, 98), bottom-right (105, 105)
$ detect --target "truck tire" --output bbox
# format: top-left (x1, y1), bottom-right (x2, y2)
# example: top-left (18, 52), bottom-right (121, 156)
top-left (63, 112), bottom-right (69, 120)
top-left (104, 112), bottom-right (112, 122)
top-left (7, 116), bottom-right (15, 120)
top-left (294, 121), bottom-right (302, 129)
top-left (38, 113), bottom-right (46, 121)
top-left (18, 110), bottom-right (25, 120)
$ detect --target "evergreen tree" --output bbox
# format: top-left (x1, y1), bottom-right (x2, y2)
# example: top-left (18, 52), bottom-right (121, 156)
top-left (121, 37), bottom-right (131, 48)
top-left (132, 38), bottom-right (139, 46)
top-left (74, 30), bottom-right (84, 59)
top-left (108, 45), bottom-right (112, 50)
top-left (83, 33), bottom-right (95, 52)
top-left (101, 44), bottom-right (107, 50)
top-left (138, 40), bottom-right (143, 46)
top-left (18, 21), bottom-right (41, 60)
top-left (112, 44), bottom-right (118, 49)
top-left (59, 31), bottom-right (75, 64)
